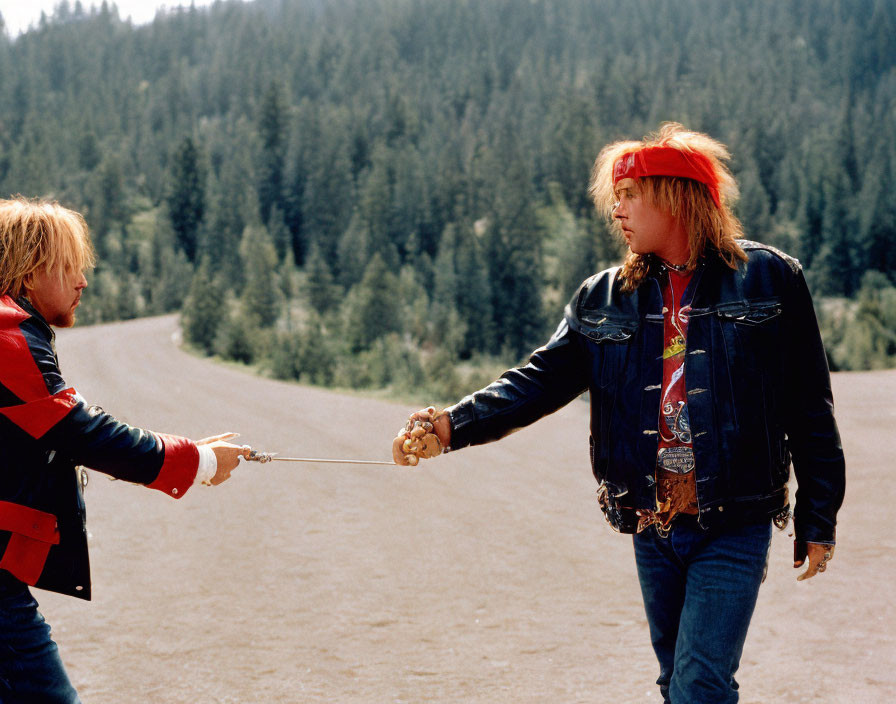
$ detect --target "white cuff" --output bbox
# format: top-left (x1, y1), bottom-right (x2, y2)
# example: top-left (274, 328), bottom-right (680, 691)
top-left (194, 445), bottom-right (217, 485)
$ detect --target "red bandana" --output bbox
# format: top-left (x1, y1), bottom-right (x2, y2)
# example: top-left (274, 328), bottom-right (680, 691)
top-left (613, 146), bottom-right (721, 208)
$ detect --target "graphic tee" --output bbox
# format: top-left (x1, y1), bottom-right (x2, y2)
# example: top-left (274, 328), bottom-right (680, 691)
top-left (653, 268), bottom-right (699, 527)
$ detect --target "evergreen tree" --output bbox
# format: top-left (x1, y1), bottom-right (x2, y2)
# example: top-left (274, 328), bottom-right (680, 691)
top-left (815, 165), bottom-right (858, 296)
top-left (256, 80), bottom-right (287, 226)
top-left (204, 159), bottom-right (251, 284)
top-left (182, 259), bottom-right (223, 354)
top-left (147, 219), bottom-right (195, 314)
top-left (216, 310), bottom-right (256, 364)
top-left (485, 155), bottom-right (545, 357)
top-left (453, 221), bottom-right (495, 355)
top-left (336, 211), bottom-right (372, 290)
top-left (267, 205), bottom-right (291, 262)
top-left (342, 253), bottom-right (403, 352)
top-left (77, 130), bottom-right (102, 172)
top-left (735, 159), bottom-right (771, 240)
top-left (860, 153), bottom-right (896, 281)
top-left (301, 117), bottom-right (354, 261)
top-left (166, 136), bottom-right (206, 262)
top-left (93, 155), bottom-right (129, 242)
top-left (432, 223), bottom-right (459, 311)
top-left (297, 312), bottom-right (337, 386)
top-left (239, 224), bottom-right (282, 328)
top-left (303, 242), bottom-right (339, 315)
top-left (356, 143), bottom-right (401, 268)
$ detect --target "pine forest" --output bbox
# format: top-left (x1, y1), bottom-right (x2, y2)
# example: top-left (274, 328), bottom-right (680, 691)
top-left (1, 0), bottom-right (895, 400)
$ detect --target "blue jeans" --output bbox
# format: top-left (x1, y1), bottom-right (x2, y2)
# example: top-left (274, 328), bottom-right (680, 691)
top-left (0, 585), bottom-right (81, 703)
top-left (633, 517), bottom-right (772, 704)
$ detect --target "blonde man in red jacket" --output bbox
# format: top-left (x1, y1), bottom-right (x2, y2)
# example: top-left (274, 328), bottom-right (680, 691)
top-left (0, 197), bottom-right (247, 703)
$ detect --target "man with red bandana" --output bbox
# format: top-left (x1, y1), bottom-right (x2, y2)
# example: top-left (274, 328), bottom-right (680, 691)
top-left (0, 197), bottom-right (249, 703)
top-left (392, 124), bottom-right (845, 703)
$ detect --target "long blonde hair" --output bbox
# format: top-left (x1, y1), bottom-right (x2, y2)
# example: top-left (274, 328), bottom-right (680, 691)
top-left (0, 196), bottom-right (95, 297)
top-left (588, 123), bottom-right (746, 291)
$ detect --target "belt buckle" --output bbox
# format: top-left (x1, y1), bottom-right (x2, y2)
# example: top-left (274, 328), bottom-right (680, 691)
top-left (657, 446), bottom-right (695, 474)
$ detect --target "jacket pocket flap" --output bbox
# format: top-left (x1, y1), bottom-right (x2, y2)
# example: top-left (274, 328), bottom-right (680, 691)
top-left (0, 501), bottom-right (60, 544)
top-left (715, 301), bottom-right (782, 325)
top-left (572, 312), bottom-right (638, 342)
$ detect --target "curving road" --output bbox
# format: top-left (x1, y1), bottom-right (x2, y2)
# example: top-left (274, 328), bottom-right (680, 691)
top-left (33, 314), bottom-right (895, 703)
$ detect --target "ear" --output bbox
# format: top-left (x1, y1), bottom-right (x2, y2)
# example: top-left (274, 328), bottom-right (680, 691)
top-left (21, 267), bottom-right (44, 295)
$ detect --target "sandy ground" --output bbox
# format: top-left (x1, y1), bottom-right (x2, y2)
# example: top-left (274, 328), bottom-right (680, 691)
top-left (34, 314), bottom-right (894, 703)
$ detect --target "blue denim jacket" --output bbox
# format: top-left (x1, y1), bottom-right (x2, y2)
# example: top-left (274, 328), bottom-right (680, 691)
top-left (448, 241), bottom-right (845, 544)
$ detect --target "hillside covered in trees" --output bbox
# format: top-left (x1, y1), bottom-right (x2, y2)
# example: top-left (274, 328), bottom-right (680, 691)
top-left (1, 0), bottom-right (894, 395)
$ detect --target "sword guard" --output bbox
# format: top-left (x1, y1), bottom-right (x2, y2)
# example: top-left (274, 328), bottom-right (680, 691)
top-left (243, 447), bottom-right (276, 463)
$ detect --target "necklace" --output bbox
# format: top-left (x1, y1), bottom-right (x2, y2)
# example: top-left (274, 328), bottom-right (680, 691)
top-left (661, 258), bottom-right (689, 273)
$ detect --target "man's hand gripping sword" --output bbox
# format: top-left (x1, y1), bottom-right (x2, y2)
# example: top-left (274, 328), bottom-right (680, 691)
top-left (391, 406), bottom-right (446, 466)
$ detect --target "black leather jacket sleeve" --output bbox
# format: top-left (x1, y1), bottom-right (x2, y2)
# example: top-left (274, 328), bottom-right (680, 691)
top-left (41, 404), bottom-right (167, 485)
top-left (447, 318), bottom-right (590, 450)
top-left (781, 268), bottom-right (846, 544)
top-left (4, 303), bottom-right (167, 486)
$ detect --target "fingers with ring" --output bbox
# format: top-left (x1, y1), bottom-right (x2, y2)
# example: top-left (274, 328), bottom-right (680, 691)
top-left (396, 410), bottom-right (445, 466)
top-left (243, 446), bottom-right (273, 463)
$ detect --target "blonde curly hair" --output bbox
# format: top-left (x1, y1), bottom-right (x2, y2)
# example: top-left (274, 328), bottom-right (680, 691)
top-left (588, 123), bottom-right (746, 291)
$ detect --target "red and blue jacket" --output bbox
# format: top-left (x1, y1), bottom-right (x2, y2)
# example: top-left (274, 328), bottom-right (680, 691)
top-left (0, 294), bottom-right (200, 600)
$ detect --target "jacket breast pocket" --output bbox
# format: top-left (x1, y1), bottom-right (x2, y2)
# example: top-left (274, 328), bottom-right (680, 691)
top-left (576, 314), bottom-right (638, 390)
top-left (715, 300), bottom-right (782, 374)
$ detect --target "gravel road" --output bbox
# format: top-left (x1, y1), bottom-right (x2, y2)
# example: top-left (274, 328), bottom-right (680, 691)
top-left (34, 314), bottom-right (894, 703)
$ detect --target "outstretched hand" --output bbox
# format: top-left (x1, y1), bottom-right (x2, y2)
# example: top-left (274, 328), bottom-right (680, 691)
top-left (196, 432), bottom-right (250, 485)
top-left (794, 541), bottom-right (835, 581)
top-left (392, 407), bottom-right (452, 466)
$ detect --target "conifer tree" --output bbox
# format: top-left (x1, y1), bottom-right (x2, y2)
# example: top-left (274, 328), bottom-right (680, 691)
top-left (257, 80), bottom-right (287, 226)
top-left (267, 205), bottom-right (291, 262)
top-left (454, 221), bottom-right (494, 355)
top-left (336, 211), bottom-right (372, 290)
top-left (342, 253), bottom-right (403, 352)
top-left (182, 259), bottom-right (223, 354)
top-left (301, 118), bottom-right (354, 261)
top-left (816, 165), bottom-right (857, 296)
top-left (303, 242), bottom-right (339, 315)
top-left (93, 155), bottom-right (128, 242)
top-left (485, 155), bottom-right (545, 357)
top-left (202, 165), bottom-right (247, 284)
top-left (166, 136), bottom-right (206, 262)
top-left (239, 224), bottom-right (282, 328)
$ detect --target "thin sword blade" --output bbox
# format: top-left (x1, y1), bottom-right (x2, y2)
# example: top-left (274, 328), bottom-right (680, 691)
top-left (270, 457), bottom-right (397, 466)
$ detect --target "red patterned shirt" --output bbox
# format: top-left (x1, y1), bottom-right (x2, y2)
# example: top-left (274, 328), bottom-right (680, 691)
top-left (653, 269), bottom-right (698, 527)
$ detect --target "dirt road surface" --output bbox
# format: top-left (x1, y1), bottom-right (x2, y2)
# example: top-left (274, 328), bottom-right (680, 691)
top-left (36, 315), bottom-right (893, 703)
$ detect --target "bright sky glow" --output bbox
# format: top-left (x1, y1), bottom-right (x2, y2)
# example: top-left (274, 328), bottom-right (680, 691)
top-left (0, 0), bottom-right (226, 37)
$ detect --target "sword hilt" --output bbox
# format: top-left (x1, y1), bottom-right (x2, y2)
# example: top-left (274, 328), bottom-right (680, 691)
top-left (243, 447), bottom-right (275, 463)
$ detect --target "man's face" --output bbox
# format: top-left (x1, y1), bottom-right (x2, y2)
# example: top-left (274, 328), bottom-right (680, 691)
top-left (25, 265), bottom-right (88, 327)
top-left (612, 179), bottom-right (686, 262)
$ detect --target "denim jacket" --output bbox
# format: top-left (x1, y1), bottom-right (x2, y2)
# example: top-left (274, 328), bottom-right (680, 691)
top-left (448, 241), bottom-right (845, 544)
